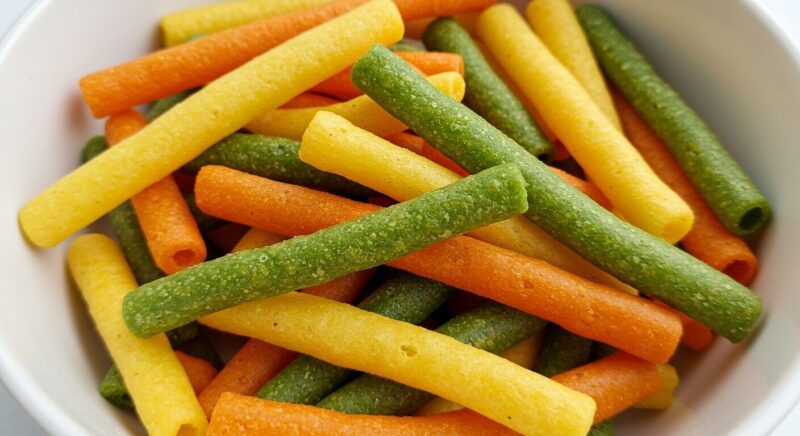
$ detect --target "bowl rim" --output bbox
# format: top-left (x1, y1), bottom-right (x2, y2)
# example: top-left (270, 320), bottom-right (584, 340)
top-left (1, 0), bottom-right (799, 435)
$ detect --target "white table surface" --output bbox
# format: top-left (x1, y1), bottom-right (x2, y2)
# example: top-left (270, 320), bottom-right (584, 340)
top-left (1, 0), bottom-right (799, 434)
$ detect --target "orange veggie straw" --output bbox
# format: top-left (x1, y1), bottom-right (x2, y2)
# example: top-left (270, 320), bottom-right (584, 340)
top-left (548, 167), bottom-right (612, 210)
top-left (207, 393), bottom-right (518, 436)
top-left (553, 352), bottom-right (660, 423)
top-left (81, 0), bottom-right (368, 117)
top-left (80, 0), bottom-right (497, 118)
top-left (197, 229), bottom-right (374, 417)
top-left (281, 92), bottom-right (339, 109)
top-left (194, 165), bottom-right (682, 363)
top-left (198, 340), bottom-right (296, 418)
top-left (653, 300), bottom-right (715, 351)
top-left (175, 351), bottom-right (219, 395)
top-left (385, 132), bottom-right (470, 177)
top-left (312, 52), bottom-right (465, 97)
top-left (612, 88), bottom-right (759, 285)
top-left (105, 110), bottom-right (206, 274)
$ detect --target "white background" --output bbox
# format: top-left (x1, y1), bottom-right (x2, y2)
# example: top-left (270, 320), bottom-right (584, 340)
top-left (0, 0), bottom-right (798, 434)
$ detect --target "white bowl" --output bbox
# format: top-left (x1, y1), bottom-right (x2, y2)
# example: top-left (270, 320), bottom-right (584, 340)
top-left (1, 0), bottom-right (798, 434)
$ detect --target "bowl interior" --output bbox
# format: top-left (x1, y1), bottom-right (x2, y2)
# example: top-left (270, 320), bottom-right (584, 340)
top-left (0, 0), bottom-right (798, 434)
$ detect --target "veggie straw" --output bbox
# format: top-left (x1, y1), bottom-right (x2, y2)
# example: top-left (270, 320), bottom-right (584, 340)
top-left (350, 44), bottom-right (761, 342)
top-left (611, 88), bottom-right (759, 285)
top-left (19, 0), bottom-right (404, 247)
top-left (161, 0), bottom-right (331, 46)
top-left (552, 352), bottom-right (659, 423)
top-left (526, 0), bottom-right (621, 129)
top-left (80, 138), bottom-right (164, 284)
top-left (578, 4), bottom-right (771, 235)
top-left (68, 234), bottom-right (207, 435)
top-left (256, 272), bottom-right (454, 405)
top-left (81, 0), bottom-right (495, 117)
top-left (194, 165), bottom-right (681, 362)
top-left (174, 351), bottom-right (218, 394)
top-left (634, 364), bottom-right (679, 410)
top-left (316, 302), bottom-right (546, 415)
top-left (311, 51), bottom-right (465, 97)
top-left (200, 293), bottom-right (596, 436)
top-left (534, 325), bottom-right (593, 378)
top-left (423, 18), bottom-right (553, 160)
top-left (197, 231), bottom-right (373, 416)
top-left (105, 110), bottom-right (206, 274)
top-left (207, 394), bottom-right (518, 436)
top-left (246, 72), bottom-right (465, 139)
top-left (123, 163), bottom-right (529, 337)
top-left (182, 134), bottom-right (375, 197)
top-left (299, 112), bottom-right (623, 292)
top-left (475, 5), bottom-right (694, 242)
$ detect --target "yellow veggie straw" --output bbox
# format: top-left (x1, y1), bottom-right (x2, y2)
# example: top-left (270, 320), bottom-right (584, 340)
top-left (526, 0), bottom-right (621, 129)
top-left (476, 4), bottom-right (693, 243)
top-left (200, 292), bottom-right (596, 436)
top-left (247, 72), bottom-right (466, 139)
top-left (634, 363), bottom-right (679, 410)
top-left (161, 0), bottom-right (333, 47)
top-left (67, 234), bottom-right (206, 436)
top-left (299, 111), bottom-right (635, 293)
top-left (414, 334), bottom-right (543, 417)
top-left (19, 0), bottom-right (404, 248)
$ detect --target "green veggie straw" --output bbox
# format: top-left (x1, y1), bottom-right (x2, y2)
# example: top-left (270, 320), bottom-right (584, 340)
top-left (182, 133), bottom-right (375, 197)
top-left (576, 5), bottom-right (771, 235)
top-left (534, 325), bottom-right (593, 378)
top-left (123, 163), bottom-right (529, 337)
top-left (81, 137), bottom-right (164, 284)
top-left (350, 45), bottom-right (762, 342)
top-left (423, 18), bottom-right (553, 161)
